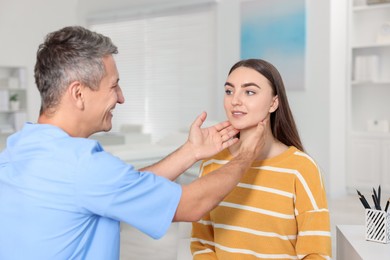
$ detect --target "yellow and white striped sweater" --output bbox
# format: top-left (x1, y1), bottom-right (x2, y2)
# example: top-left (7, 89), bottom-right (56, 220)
top-left (191, 146), bottom-right (332, 259)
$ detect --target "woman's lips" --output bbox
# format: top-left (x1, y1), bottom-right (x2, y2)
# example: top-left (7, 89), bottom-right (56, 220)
top-left (231, 111), bottom-right (246, 117)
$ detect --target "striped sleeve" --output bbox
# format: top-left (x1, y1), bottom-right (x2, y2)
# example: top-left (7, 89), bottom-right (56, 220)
top-left (191, 161), bottom-right (218, 259)
top-left (191, 218), bottom-right (217, 259)
top-left (293, 151), bottom-right (332, 259)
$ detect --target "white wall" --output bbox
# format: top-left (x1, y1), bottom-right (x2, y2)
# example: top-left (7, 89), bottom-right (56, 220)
top-left (213, 0), bottom-right (347, 198)
top-left (0, 0), bottom-right (80, 121)
top-left (0, 0), bottom-right (347, 197)
top-left (329, 0), bottom-right (348, 198)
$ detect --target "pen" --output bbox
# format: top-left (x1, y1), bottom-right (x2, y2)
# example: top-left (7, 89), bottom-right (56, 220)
top-left (373, 188), bottom-right (381, 210)
top-left (385, 198), bottom-right (390, 212)
top-left (378, 185), bottom-right (381, 208)
top-left (356, 189), bottom-right (371, 209)
top-left (373, 188), bottom-right (378, 203)
top-left (372, 193), bottom-right (381, 210)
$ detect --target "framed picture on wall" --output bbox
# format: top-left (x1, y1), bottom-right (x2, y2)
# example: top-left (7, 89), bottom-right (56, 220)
top-left (240, 0), bottom-right (306, 90)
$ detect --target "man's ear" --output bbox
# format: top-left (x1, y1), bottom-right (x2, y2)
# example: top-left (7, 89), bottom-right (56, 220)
top-left (269, 95), bottom-right (279, 113)
top-left (68, 81), bottom-right (85, 110)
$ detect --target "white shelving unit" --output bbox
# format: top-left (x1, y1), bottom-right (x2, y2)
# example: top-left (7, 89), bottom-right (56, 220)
top-left (347, 0), bottom-right (390, 192)
top-left (0, 66), bottom-right (27, 143)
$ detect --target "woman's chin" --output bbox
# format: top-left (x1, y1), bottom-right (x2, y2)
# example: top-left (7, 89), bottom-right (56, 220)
top-left (234, 124), bottom-right (258, 132)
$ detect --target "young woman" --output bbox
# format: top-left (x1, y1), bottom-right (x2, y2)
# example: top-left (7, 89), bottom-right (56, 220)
top-left (191, 59), bottom-right (331, 259)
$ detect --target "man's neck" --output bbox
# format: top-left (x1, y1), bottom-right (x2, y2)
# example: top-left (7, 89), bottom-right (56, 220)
top-left (38, 112), bottom-right (89, 138)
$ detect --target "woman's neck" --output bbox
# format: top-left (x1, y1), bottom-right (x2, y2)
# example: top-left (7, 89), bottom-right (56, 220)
top-left (229, 126), bottom-right (288, 161)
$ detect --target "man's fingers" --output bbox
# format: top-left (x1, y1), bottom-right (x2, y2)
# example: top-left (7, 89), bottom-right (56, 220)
top-left (213, 121), bottom-right (231, 132)
top-left (192, 111), bottom-right (207, 128)
top-left (221, 137), bottom-right (239, 150)
top-left (219, 125), bottom-right (238, 138)
top-left (221, 129), bottom-right (239, 142)
top-left (225, 126), bottom-right (239, 138)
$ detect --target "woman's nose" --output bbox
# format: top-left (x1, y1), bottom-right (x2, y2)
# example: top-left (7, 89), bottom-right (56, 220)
top-left (231, 93), bottom-right (242, 105)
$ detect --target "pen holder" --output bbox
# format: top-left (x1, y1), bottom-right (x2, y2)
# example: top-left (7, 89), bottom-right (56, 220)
top-left (365, 209), bottom-right (390, 243)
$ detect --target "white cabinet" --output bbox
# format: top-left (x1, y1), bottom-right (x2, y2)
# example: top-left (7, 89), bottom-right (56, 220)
top-left (347, 1), bottom-right (390, 192)
top-left (382, 139), bottom-right (390, 191)
top-left (0, 66), bottom-right (27, 137)
top-left (348, 134), bottom-right (390, 193)
top-left (347, 135), bottom-right (382, 192)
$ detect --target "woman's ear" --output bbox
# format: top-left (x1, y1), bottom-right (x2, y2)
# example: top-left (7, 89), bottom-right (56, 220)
top-left (269, 95), bottom-right (279, 113)
top-left (68, 81), bottom-right (85, 110)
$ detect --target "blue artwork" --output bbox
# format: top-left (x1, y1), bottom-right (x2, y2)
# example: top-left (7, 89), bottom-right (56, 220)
top-left (241, 0), bottom-right (306, 90)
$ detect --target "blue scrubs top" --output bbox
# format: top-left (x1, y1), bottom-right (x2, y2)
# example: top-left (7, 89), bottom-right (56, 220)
top-left (0, 123), bottom-right (182, 260)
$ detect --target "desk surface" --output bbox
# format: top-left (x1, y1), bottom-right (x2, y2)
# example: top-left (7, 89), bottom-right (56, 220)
top-left (337, 225), bottom-right (390, 260)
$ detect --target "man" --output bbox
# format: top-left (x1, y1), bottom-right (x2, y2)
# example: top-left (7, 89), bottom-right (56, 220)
top-left (0, 26), bottom-right (266, 260)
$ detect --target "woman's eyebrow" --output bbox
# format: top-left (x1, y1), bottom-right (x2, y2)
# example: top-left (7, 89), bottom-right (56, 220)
top-left (242, 82), bottom-right (260, 88)
top-left (225, 81), bottom-right (261, 89)
top-left (224, 82), bottom-right (234, 88)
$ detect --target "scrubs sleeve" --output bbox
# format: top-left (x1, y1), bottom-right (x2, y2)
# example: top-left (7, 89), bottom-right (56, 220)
top-left (75, 150), bottom-right (182, 239)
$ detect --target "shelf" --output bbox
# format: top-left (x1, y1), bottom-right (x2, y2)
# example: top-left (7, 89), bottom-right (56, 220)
top-left (351, 131), bottom-right (390, 138)
top-left (0, 66), bottom-right (27, 133)
top-left (353, 3), bottom-right (390, 12)
top-left (351, 80), bottom-right (390, 86)
top-left (352, 42), bottom-right (390, 49)
top-left (0, 110), bottom-right (25, 114)
top-left (347, 0), bottom-right (390, 193)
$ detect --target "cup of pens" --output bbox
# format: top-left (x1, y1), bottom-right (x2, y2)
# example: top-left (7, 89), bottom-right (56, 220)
top-left (357, 186), bottom-right (390, 244)
top-left (366, 209), bottom-right (390, 243)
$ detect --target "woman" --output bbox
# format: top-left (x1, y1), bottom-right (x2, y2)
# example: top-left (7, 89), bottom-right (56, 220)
top-left (191, 59), bottom-right (331, 259)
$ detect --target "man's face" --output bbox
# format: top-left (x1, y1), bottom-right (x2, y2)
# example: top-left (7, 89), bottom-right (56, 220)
top-left (83, 55), bottom-right (124, 136)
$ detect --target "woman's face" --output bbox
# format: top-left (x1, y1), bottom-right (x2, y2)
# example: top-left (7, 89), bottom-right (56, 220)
top-left (224, 66), bottom-right (278, 131)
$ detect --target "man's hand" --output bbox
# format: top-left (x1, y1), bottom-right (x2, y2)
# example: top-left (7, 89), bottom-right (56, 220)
top-left (187, 112), bottom-right (239, 161)
top-left (238, 119), bottom-right (268, 161)
top-left (174, 117), bottom-right (268, 222)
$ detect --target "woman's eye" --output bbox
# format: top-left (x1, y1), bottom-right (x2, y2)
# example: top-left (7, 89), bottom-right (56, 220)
top-left (246, 90), bottom-right (256, 96)
top-left (225, 89), bottom-right (233, 95)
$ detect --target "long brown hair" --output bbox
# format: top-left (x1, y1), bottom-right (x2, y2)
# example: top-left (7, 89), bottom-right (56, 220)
top-left (228, 59), bottom-right (304, 151)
